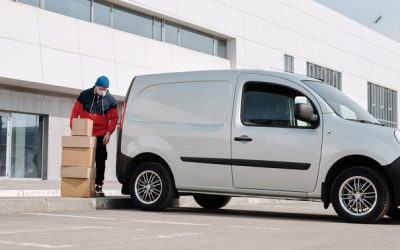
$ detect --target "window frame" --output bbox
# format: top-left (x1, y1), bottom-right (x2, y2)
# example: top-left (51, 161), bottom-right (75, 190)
top-left (307, 62), bottom-right (342, 90)
top-left (240, 81), bottom-right (320, 129)
top-left (284, 54), bottom-right (294, 73)
top-left (368, 82), bottom-right (398, 128)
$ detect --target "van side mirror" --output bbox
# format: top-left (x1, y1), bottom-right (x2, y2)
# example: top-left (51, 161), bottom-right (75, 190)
top-left (294, 103), bottom-right (318, 124)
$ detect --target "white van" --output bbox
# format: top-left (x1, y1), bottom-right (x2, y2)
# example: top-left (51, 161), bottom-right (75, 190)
top-left (117, 70), bottom-right (400, 223)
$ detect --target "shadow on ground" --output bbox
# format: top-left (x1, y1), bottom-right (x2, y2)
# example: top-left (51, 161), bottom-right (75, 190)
top-left (115, 206), bottom-right (400, 225)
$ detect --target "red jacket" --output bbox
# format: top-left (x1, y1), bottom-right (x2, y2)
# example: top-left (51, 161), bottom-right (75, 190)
top-left (70, 87), bottom-right (118, 136)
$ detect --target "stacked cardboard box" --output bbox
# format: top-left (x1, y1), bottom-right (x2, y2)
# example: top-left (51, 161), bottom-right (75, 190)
top-left (61, 119), bottom-right (96, 198)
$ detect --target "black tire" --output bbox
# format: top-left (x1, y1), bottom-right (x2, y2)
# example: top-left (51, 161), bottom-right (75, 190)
top-left (386, 207), bottom-right (400, 219)
top-left (129, 162), bottom-right (175, 211)
top-left (331, 167), bottom-right (391, 223)
top-left (193, 194), bottom-right (231, 209)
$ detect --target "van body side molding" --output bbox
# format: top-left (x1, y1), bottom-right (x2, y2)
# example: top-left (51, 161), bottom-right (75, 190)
top-left (180, 157), bottom-right (310, 170)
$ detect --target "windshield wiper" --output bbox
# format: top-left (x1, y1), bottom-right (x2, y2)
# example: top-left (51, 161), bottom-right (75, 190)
top-left (345, 119), bottom-right (383, 126)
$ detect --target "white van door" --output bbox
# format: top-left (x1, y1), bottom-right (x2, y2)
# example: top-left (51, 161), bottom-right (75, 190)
top-left (231, 74), bottom-right (323, 192)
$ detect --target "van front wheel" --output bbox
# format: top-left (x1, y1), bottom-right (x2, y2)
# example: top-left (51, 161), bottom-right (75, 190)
top-left (129, 162), bottom-right (175, 211)
top-left (193, 194), bottom-right (231, 209)
top-left (331, 167), bottom-right (391, 223)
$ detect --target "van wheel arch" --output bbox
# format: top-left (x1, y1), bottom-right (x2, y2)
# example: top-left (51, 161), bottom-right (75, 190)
top-left (322, 155), bottom-right (394, 209)
top-left (123, 153), bottom-right (177, 197)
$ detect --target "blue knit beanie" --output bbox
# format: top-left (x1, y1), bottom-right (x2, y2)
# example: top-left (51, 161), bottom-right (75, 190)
top-left (95, 76), bottom-right (109, 88)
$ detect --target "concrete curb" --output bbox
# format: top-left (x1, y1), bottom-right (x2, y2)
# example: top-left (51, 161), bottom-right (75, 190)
top-left (0, 197), bottom-right (131, 213)
top-left (0, 189), bottom-right (122, 198)
top-left (0, 195), bottom-right (311, 214)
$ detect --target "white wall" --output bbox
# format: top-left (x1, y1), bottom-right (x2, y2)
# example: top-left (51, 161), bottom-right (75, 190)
top-left (0, 0), bottom-right (230, 99)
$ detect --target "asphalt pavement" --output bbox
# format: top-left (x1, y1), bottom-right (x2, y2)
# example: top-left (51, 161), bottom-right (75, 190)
top-left (0, 200), bottom-right (399, 250)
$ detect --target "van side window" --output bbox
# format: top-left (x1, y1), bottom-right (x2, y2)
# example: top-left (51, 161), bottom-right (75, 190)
top-left (241, 82), bottom-right (314, 128)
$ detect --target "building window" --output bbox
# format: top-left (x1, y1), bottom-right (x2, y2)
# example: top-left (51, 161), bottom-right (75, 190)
top-left (284, 54), bottom-right (294, 73)
top-left (16, 0), bottom-right (40, 7)
top-left (153, 18), bottom-right (162, 41)
top-left (216, 38), bottom-right (227, 58)
top-left (113, 6), bottom-right (153, 39)
top-left (368, 82), bottom-right (398, 128)
top-left (1, 112), bottom-right (45, 179)
top-left (93, 0), bottom-right (111, 26)
top-left (10, 113), bottom-right (44, 179)
top-left (164, 22), bottom-right (179, 45)
top-left (44, 0), bottom-right (91, 22)
top-left (180, 27), bottom-right (214, 55)
top-left (0, 115), bottom-right (8, 178)
top-left (13, 0), bottom-right (228, 58)
top-left (307, 62), bottom-right (342, 90)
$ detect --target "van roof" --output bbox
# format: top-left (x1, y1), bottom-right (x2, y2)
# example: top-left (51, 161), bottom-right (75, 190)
top-left (134, 69), bottom-right (319, 82)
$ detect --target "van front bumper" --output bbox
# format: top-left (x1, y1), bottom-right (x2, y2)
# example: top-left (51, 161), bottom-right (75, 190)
top-left (383, 157), bottom-right (400, 206)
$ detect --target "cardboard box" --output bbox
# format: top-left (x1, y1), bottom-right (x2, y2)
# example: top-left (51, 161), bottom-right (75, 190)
top-left (62, 136), bottom-right (96, 148)
top-left (61, 148), bottom-right (96, 167)
top-left (61, 167), bottom-right (96, 179)
top-left (71, 118), bottom-right (93, 136)
top-left (61, 178), bottom-right (95, 198)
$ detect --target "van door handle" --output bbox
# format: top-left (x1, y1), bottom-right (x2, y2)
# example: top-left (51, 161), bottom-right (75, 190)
top-left (234, 135), bottom-right (253, 142)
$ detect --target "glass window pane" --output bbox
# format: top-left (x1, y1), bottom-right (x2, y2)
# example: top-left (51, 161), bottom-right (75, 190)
top-left (17, 0), bottom-right (40, 7)
top-left (242, 83), bottom-right (311, 128)
top-left (113, 7), bottom-right (153, 39)
top-left (11, 113), bottom-right (43, 179)
top-left (44, 0), bottom-right (91, 21)
top-left (217, 39), bottom-right (227, 58)
top-left (153, 18), bottom-right (162, 41)
top-left (180, 27), bottom-right (214, 55)
top-left (93, 1), bottom-right (111, 26)
top-left (0, 116), bottom-right (7, 177)
top-left (165, 22), bottom-right (178, 45)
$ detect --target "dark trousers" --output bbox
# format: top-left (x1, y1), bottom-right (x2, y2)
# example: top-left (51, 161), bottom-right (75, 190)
top-left (95, 136), bottom-right (107, 186)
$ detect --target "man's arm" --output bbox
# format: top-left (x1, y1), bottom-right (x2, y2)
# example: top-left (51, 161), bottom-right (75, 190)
top-left (103, 105), bottom-right (118, 145)
top-left (107, 107), bottom-right (119, 134)
top-left (70, 99), bottom-right (83, 129)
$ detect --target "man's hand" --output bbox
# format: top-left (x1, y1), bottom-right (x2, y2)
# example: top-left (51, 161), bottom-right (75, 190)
top-left (103, 132), bottom-right (111, 145)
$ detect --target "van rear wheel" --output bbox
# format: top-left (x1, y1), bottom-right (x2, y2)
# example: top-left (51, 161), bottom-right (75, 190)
top-left (331, 167), bottom-right (391, 223)
top-left (129, 162), bottom-right (175, 211)
top-left (193, 194), bottom-right (231, 209)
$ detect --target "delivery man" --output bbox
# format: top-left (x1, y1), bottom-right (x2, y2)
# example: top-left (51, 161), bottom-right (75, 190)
top-left (70, 76), bottom-right (118, 197)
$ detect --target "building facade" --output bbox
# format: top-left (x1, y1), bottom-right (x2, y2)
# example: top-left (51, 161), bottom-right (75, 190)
top-left (0, 0), bottom-right (399, 181)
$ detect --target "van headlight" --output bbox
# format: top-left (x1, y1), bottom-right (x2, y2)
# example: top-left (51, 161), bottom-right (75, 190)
top-left (395, 130), bottom-right (400, 143)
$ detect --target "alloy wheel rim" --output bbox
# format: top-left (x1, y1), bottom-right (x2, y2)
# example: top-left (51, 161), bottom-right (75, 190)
top-left (338, 176), bottom-right (377, 216)
top-left (135, 170), bottom-right (162, 205)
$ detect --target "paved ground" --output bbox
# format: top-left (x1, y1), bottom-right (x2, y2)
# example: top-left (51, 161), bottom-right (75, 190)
top-left (0, 201), bottom-right (399, 250)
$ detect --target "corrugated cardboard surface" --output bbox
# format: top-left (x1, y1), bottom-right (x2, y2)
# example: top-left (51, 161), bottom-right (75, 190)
top-left (71, 118), bottom-right (93, 136)
top-left (61, 148), bottom-right (96, 167)
top-left (61, 167), bottom-right (96, 179)
top-left (61, 178), bottom-right (95, 198)
top-left (62, 136), bottom-right (97, 148)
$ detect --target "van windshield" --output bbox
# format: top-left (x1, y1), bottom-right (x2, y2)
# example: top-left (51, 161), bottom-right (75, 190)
top-left (302, 80), bottom-right (381, 125)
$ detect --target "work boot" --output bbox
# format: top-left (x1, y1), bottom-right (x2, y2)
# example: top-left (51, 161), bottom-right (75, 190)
top-left (95, 185), bottom-right (105, 197)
